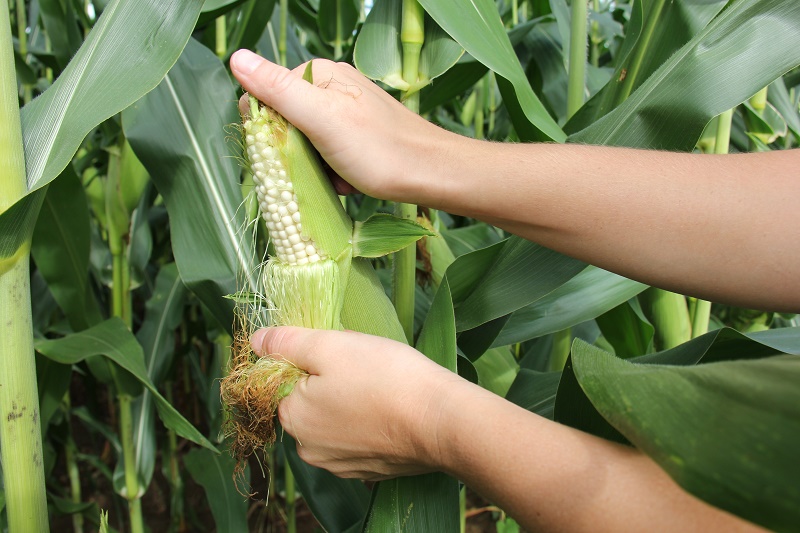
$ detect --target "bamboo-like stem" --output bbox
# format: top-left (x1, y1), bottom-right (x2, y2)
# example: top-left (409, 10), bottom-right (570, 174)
top-left (566, 0), bottom-right (587, 119)
top-left (63, 393), bottom-right (85, 533)
top-left (749, 87), bottom-right (768, 113)
top-left (164, 385), bottom-right (185, 533)
top-left (334, 0), bottom-right (344, 58)
top-left (639, 288), bottom-right (691, 351)
top-left (616, 0), bottom-right (667, 104)
top-left (474, 81), bottom-right (484, 140)
top-left (487, 72), bottom-right (496, 134)
top-left (15, 0), bottom-right (31, 103)
top-left (512, 0), bottom-right (519, 26)
top-left (0, 4), bottom-right (50, 530)
top-left (548, 328), bottom-right (572, 371)
top-left (589, 0), bottom-right (600, 67)
top-left (459, 486), bottom-right (466, 533)
top-left (279, 0), bottom-right (288, 67)
top-left (285, 461), bottom-right (296, 533)
top-left (393, 0), bottom-right (425, 342)
top-left (215, 15), bottom-right (227, 59)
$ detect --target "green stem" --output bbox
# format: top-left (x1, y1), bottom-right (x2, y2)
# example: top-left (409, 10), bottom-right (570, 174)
top-left (639, 288), bottom-right (691, 351)
top-left (110, 213), bottom-right (141, 531)
top-left (617, 0), bottom-right (667, 104)
top-left (285, 459), bottom-right (296, 533)
top-left (566, 0), bottom-right (588, 119)
top-left (393, 0), bottom-right (425, 342)
top-left (215, 15), bottom-right (227, 59)
top-left (64, 394), bottom-right (84, 533)
top-left (279, 0), bottom-right (288, 67)
top-left (590, 0), bottom-right (600, 67)
top-left (165, 385), bottom-right (185, 533)
top-left (749, 87), bottom-right (768, 113)
top-left (512, 0), bottom-right (519, 26)
top-left (15, 0), bottom-right (31, 103)
top-left (474, 81), bottom-right (484, 140)
top-left (0, 3), bottom-right (50, 530)
top-left (488, 72), bottom-right (496, 134)
top-left (334, 0), bottom-right (343, 58)
top-left (459, 485), bottom-right (466, 533)
top-left (548, 328), bottom-right (572, 371)
top-left (119, 394), bottom-right (144, 533)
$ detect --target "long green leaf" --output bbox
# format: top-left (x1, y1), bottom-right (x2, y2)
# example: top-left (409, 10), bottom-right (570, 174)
top-left (419, 0), bottom-right (565, 142)
top-left (21, 0), bottom-right (205, 193)
top-left (123, 39), bottom-right (257, 331)
top-left (35, 318), bottom-right (217, 453)
top-left (184, 448), bottom-right (249, 533)
top-left (493, 266), bottom-right (646, 346)
top-left (571, 338), bottom-right (800, 531)
top-left (570, 0), bottom-right (800, 149)
top-left (31, 166), bottom-right (102, 331)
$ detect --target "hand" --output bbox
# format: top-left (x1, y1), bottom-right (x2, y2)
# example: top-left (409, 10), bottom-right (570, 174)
top-left (230, 50), bottom-right (456, 205)
top-left (250, 326), bottom-right (466, 480)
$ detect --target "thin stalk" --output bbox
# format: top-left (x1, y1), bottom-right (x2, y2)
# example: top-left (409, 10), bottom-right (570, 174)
top-left (393, 0), bottom-right (425, 342)
top-left (165, 385), bottom-right (185, 533)
top-left (459, 486), bottom-right (466, 533)
top-left (112, 249), bottom-right (144, 533)
top-left (474, 81), bottom-right (484, 140)
top-left (616, 0), bottom-right (667, 104)
top-left (589, 0), bottom-right (600, 67)
top-left (15, 0), bottom-right (31, 103)
top-left (749, 87), bottom-right (768, 113)
top-left (64, 394), bottom-right (84, 533)
top-left (0, 3), bottom-right (50, 530)
top-left (488, 72), bottom-right (496, 134)
top-left (548, 328), bottom-right (571, 371)
top-left (566, 0), bottom-right (588, 119)
top-left (512, 0), bottom-right (519, 26)
top-left (215, 15), bottom-right (227, 59)
top-left (279, 0), bottom-right (288, 67)
top-left (639, 288), bottom-right (691, 351)
top-left (285, 462), bottom-right (296, 533)
top-left (334, 0), bottom-right (343, 58)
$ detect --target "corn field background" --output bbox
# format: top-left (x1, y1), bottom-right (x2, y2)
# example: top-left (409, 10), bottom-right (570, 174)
top-left (2, 0), bottom-right (800, 531)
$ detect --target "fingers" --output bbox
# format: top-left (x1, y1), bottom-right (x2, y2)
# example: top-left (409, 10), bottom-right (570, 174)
top-left (231, 50), bottom-right (324, 130)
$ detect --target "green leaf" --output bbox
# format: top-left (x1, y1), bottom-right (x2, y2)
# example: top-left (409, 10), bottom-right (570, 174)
top-left (417, 278), bottom-right (457, 371)
top-left (38, 0), bottom-right (83, 69)
top-left (123, 39), bottom-right (257, 332)
top-left (317, 0), bottom-right (359, 52)
top-left (472, 347), bottom-right (519, 397)
top-left (418, 0), bottom-right (565, 141)
top-left (365, 473), bottom-right (460, 532)
top-left (184, 447), bottom-right (249, 533)
top-left (570, 0), bottom-right (800, 150)
top-left (493, 266), bottom-right (646, 346)
top-left (282, 436), bottom-right (371, 532)
top-left (454, 237), bottom-right (586, 331)
top-left (595, 298), bottom-right (654, 358)
top-left (35, 355), bottom-right (72, 434)
top-left (742, 101), bottom-right (787, 144)
top-left (355, 0), bottom-right (464, 91)
top-left (129, 264), bottom-right (187, 490)
top-left (21, 0), bottom-right (205, 194)
top-left (505, 369), bottom-right (561, 419)
top-left (352, 214), bottom-right (435, 258)
top-left (35, 318), bottom-right (217, 453)
top-left (571, 339), bottom-right (800, 532)
top-left (31, 165), bottom-right (102, 331)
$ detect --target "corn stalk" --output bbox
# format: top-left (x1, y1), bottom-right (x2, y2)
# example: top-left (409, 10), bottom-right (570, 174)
top-left (0, 3), bottom-right (50, 530)
top-left (393, 0), bottom-right (425, 342)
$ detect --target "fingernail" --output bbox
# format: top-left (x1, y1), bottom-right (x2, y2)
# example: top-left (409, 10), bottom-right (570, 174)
top-left (232, 49), bottom-right (263, 75)
top-left (250, 328), bottom-right (268, 355)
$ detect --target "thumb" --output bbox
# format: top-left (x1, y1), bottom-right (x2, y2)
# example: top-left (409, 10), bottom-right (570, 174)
top-left (250, 326), bottom-right (322, 374)
top-left (230, 49), bottom-right (320, 131)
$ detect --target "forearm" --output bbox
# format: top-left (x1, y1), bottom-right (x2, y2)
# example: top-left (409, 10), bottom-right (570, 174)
top-left (411, 135), bottom-right (800, 312)
top-left (430, 380), bottom-right (761, 532)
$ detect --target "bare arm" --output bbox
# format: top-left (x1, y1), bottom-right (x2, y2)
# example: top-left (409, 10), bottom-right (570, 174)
top-left (230, 50), bottom-right (800, 313)
top-left (253, 327), bottom-right (763, 532)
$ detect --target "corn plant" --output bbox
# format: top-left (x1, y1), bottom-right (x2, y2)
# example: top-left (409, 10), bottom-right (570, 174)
top-left (3, 0), bottom-right (800, 531)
